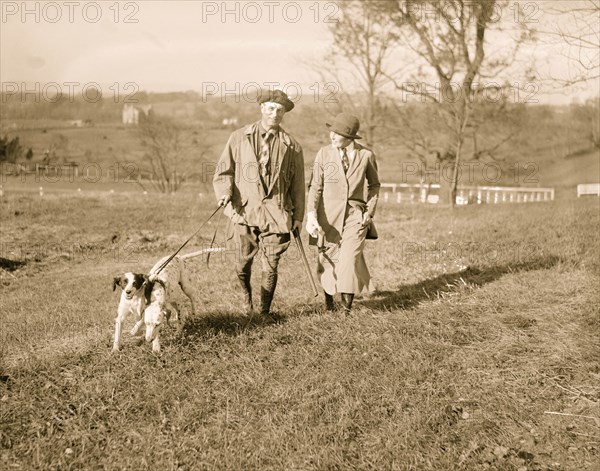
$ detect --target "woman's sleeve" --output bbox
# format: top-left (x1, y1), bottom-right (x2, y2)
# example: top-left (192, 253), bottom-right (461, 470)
top-left (366, 152), bottom-right (381, 218)
top-left (306, 148), bottom-right (324, 214)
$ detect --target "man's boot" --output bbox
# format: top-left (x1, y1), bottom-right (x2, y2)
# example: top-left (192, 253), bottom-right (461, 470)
top-left (260, 272), bottom-right (278, 319)
top-left (341, 293), bottom-right (354, 314)
top-left (237, 270), bottom-right (253, 315)
top-left (324, 292), bottom-right (335, 312)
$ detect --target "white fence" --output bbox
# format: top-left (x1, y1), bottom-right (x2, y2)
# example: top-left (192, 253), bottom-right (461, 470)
top-left (577, 183), bottom-right (600, 197)
top-left (381, 183), bottom-right (555, 205)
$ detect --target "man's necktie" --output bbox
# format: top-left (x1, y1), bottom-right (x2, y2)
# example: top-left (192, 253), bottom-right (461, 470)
top-left (259, 129), bottom-right (275, 178)
top-left (341, 148), bottom-right (350, 174)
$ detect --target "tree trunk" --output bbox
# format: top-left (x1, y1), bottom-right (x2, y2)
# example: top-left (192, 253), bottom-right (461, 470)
top-left (449, 140), bottom-right (463, 208)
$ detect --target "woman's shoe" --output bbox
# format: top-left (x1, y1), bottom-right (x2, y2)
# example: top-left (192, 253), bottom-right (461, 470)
top-left (341, 293), bottom-right (354, 314)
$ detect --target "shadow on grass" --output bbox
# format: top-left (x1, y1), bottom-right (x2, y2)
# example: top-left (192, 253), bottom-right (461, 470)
top-left (361, 255), bottom-right (562, 312)
top-left (175, 311), bottom-right (287, 343)
top-left (0, 257), bottom-right (26, 272)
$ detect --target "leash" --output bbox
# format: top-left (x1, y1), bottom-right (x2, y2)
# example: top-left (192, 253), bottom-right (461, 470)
top-left (151, 205), bottom-right (223, 277)
top-left (205, 210), bottom-right (226, 267)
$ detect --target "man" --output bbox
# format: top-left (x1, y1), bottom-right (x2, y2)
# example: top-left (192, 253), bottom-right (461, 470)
top-left (306, 113), bottom-right (380, 314)
top-left (213, 89), bottom-right (305, 319)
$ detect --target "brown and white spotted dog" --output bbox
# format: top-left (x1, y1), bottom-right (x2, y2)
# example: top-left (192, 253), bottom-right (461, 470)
top-left (112, 248), bottom-right (223, 353)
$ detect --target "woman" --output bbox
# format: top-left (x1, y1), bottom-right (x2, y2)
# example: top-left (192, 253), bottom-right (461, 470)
top-left (306, 113), bottom-right (381, 313)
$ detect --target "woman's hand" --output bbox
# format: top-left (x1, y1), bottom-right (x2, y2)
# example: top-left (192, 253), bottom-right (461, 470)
top-left (306, 212), bottom-right (322, 238)
top-left (361, 212), bottom-right (372, 228)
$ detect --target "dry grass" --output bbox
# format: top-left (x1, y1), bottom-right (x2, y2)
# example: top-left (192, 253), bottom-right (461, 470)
top-left (0, 190), bottom-right (598, 470)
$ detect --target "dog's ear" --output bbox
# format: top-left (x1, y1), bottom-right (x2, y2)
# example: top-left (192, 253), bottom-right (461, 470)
top-left (112, 276), bottom-right (122, 291)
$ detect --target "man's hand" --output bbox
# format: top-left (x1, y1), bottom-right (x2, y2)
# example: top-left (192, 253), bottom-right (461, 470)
top-left (305, 212), bottom-right (322, 238)
top-left (361, 212), bottom-right (372, 228)
top-left (217, 194), bottom-right (231, 207)
top-left (292, 220), bottom-right (302, 233)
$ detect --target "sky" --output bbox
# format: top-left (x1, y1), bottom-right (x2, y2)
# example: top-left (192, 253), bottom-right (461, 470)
top-left (0, 1), bottom-right (332, 98)
top-left (1, 0), bottom-right (598, 105)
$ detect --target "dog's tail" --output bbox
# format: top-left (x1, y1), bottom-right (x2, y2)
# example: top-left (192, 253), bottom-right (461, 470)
top-left (180, 247), bottom-right (225, 260)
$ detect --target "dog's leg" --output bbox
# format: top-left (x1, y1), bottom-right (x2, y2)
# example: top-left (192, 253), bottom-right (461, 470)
top-left (144, 301), bottom-right (164, 353)
top-left (166, 302), bottom-right (179, 324)
top-left (113, 306), bottom-right (127, 352)
top-left (179, 272), bottom-right (197, 316)
top-left (152, 335), bottom-right (161, 353)
top-left (130, 301), bottom-right (145, 336)
top-left (130, 318), bottom-right (144, 336)
top-left (187, 296), bottom-right (196, 317)
top-left (113, 318), bottom-right (122, 352)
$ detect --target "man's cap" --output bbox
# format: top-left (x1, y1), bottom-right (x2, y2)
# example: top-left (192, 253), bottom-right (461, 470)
top-left (258, 89), bottom-right (295, 112)
top-left (326, 113), bottom-right (362, 140)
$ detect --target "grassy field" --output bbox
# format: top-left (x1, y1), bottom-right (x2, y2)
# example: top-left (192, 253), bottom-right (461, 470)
top-left (0, 189), bottom-right (599, 470)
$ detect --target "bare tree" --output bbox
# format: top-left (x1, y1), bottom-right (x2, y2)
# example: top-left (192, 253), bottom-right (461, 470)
top-left (320, 0), bottom-right (533, 204)
top-left (0, 135), bottom-right (23, 163)
top-left (541, 0), bottom-right (600, 86)
top-left (320, 0), bottom-right (400, 147)
top-left (138, 116), bottom-right (193, 193)
top-left (388, 96), bottom-right (520, 199)
top-left (585, 97), bottom-right (600, 148)
top-left (42, 134), bottom-right (69, 164)
top-left (379, 0), bottom-right (533, 205)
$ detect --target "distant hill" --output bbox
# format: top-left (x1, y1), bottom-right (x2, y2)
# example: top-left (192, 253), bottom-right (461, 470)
top-left (1, 93), bottom-right (598, 189)
top-left (537, 147), bottom-right (600, 187)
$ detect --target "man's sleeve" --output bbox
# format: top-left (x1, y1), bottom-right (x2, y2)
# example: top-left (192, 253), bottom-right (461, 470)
top-left (291, 144), bottom-right (306, 223)
top-left (213, 134), bottom-right (235, 203)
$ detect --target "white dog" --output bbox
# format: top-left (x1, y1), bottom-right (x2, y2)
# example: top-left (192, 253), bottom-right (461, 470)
top-left (112, 272), bottom-right (149, 351)
top-left (112, 248), bottom-right (222, 352)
